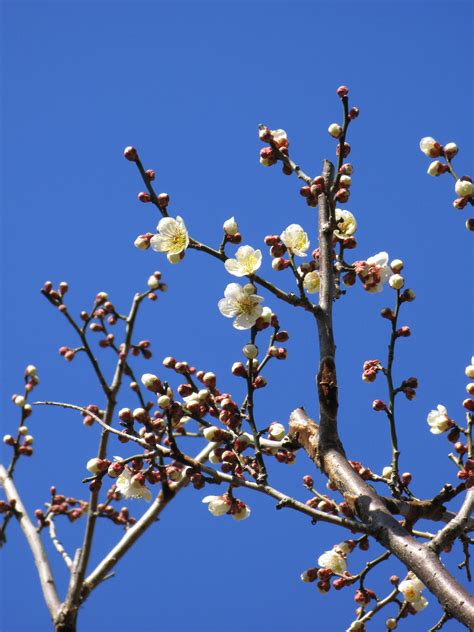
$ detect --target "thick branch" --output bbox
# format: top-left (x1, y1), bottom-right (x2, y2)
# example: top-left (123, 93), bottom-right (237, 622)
top-left (289, 409), bottom-right (474, 629)
top-left (0, 464), bottom-right (61, 620)
top-left (429, 489), bottom-right (474, 554)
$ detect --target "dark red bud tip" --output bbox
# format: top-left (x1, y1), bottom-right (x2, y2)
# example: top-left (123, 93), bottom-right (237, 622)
top-left (145, 169), bottom-right (155, 181)
top-left (336, 85), bottom-right (349, 98)
top-left (463, 399), bottom-right (474, 412)
top-left (123, 146), bottom-right (138, 161)
top-left (138, 192), bottom-right (152, 203)
top-left (303, 475), bottom-right (314, 488)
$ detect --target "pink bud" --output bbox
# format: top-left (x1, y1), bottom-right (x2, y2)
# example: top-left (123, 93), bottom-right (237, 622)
top-left (336, 85), bottom-right (349, 98)
top-left (123, 146), bottom-right (138, 161)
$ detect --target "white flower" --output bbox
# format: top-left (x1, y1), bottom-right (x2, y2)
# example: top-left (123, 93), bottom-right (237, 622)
top-left (334, 209), bottom-right (357, 239)
top-left (202, 495), bottom-right (232, 516)
top-left (363, 252), bottom-right (392, 293)
top-left (465, 357), bottom-right (474, 379)
top-left (232, 503), bottom-right (251, 521)
top-left (167, 252), bottom-right (182, 264)
top-left (271, 129), bottom-right (288, 148)
top-left (218, 283), bottom-right (264, 330)
top-left (303, 271), bottom-right (320, 294)
top-left (455, 179), bottom-right (474, 198)
top-left (398, 576), bottom-right (425, 603)
top-left (427, 404), bottom-right (451, 434)
top-left (280, 224), bottom-right (310, 257)
top-left (419, 136), bottom-right (441, 157)
top-left (334, 541), bottom-right (352, 555)
top-left (223, 217), bottom-right (239, 236)
top-left (318, 549), bottom-right (347, 575)
top-left (224, 246), bottom-right (262, 277)
top-left (116, 469), bottom-right (152, 502)
top-left (268, 422), bottom-right (286, 440)
top-left (150, 216), bottom-right (189, 255)
top-left (389, 274), bottom-right (405, 290)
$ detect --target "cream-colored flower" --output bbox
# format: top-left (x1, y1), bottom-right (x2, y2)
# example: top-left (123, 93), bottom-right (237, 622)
top-left (303, 271), bottom-right (320, 294)
top-left (280, 224), bottom-right (310, 257)
top-left (116, 469), bottom-right (152, 502)
top-left (318, 548), bottom-right (347, 575)
top-left (150, 216), bottom-right (189, 255)
top-left (218, 283), bottom-right (264, 330)
top-left (419, 136), bottom-right (441, 157)
top-left (427, 404), bottom-right (451, 434)
top-left (398, 575), bottom-right (425, 603)
top-left (334, 209), bottom-right (357, 239)
top-left (362, 252), bottom-right (392, 293)
top-left (224, 246), bottom-right (262, 277)
top-left (455, 179), bottom-right (474, 198)
top-left (223, 216), bottom-right (239, 235)
top-left (202, 495), bottom-right (232, 516)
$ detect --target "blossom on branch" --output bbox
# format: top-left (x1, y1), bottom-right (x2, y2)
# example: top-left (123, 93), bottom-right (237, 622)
top-left (224, 245), bottom-right (262, 277)
top-left (318, 547), bottom-right (347, 575)
top-left (427, 404), bottom-right (451, 434)
top-left (280, 224), bottom-right (310, 257)
top-left (116, 468), bottom-right (152, 502)
top-left (398, 574), bottom-right (427, 609)
top-left (150, 216), bottom-right (189, 258)
top-left (218, 283), bottom-right (264, 330)
top-left (334, 209), bottom-right (357, 240)
top-left (355, 252), bottom-right (391, 293)
top-left (303, 271), bottom-right (320, 294)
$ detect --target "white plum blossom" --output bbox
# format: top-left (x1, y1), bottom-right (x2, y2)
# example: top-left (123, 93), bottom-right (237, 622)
top-left (398, 575), bottom-right (426, 605)
top-left (318, 548), bottom-right (347, 575)
top-left (202, 495), bottom-right (232, 516)
top-left (303, 271), bottom-right (320, 294)
top-left (359, 252), bottom-right (392, 293)
top-left (334, 209), bottom-right (357, 239)
top-left (455, 179), bottom-right (474, 198)
top-left (427, 404), bottom-right (451, 434)
top-left (150, 216), bottom-right (189, 256)
top-left (280, 224), bottom-right (310, 257)
top-left (218, 283), bottom-right (264, 330)
top-left (223, 216), bottom-right (239, 235)
top-left (116, 469), bottom-right (152, 502)
top-left (224, 245), bottom-right (262, 277)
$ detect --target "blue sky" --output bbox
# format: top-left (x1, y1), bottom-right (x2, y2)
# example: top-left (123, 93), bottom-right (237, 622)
top-left (1, 2), bottom-right (473, 631)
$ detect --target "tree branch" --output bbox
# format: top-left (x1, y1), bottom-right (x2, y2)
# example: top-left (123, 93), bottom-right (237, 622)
top-left (0, 464), bottom-right (61, 621)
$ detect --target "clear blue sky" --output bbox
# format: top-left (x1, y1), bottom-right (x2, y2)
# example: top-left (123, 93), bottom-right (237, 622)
top-left (1, 2), bottom-right (473, 631)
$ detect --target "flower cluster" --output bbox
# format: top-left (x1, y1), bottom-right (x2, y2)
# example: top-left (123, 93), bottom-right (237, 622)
top-left (202, 493), bottom-right (251, 520)
top-left (398, 574), bottom-right (428, 612)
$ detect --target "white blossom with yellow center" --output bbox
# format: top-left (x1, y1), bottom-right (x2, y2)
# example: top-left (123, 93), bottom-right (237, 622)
top-left (150, 216), bottom-right (189, 256)
top-left (224, 245), bottom-right (262, 277)
top-left (303, 271), bottom-right (320, 294)
top-left (280, 224), bottom-right (310, 257)
top-left (218, 283), bottom-right (264, 330)
top-left (398, 575), bottom-right (425, 604)
top-left (116, 469), bottom-right (152, 502)
top-left (334, 209), bottom-right (357, 239)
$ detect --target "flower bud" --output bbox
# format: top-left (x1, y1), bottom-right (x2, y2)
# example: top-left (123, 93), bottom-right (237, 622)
top-left (455, 178), bottom-right (474, 198)
top-left (328, 123), bottom-right (343, 138)
top-left (466, 383), bottom-right (474, 395)
top-left (339, 174), bottom-right (352, 188)
top-left (427, 160), bottom-right (447, 176)
top-left (372, 399), bottom-right (387, 412)
top-left (13, 395), bottom-right (25, 408)
top-left (134, 234), bottom-right (151, 250)
top-left (223, 217), bottom-right (239, 236)
top-left (463, 399), bottom-right (474, 411)
top-left (86, 458), bottom-right (109, 474)
top-left (123, 146), bottom-right (138, 161)
top-left (336, 85), bottom-right (349, 97)
top-left (157, 395), bottom-right (171, 409)
top-left (453, 197), bottom-right (468, 210)
top-left (401, 472), bottom-right (412, 486)
top-left (465, 218), bottom-right (474, 231)
top-left (390, 259), bottom-right (404, 273)
top-left (141, 373), bottom-right (162, 393)
top-left (25, 365), bottom-right (37, 377)
top-left (203, 372), bottom-right (216, 388)
top-left (419, 137), bottom-right (441, 157)
top-left (231, 362), bottom-right (247, 377)
top-left (396, 326), bottom-right (411, 337)
top-left (138, 192), bottom-right (152, 203)
top-left (18, 426), bottom-right (28, 435)
top-left (465, 361), bottom-right (474, 379)
top-left (389, 274), bottom-right (405, 290)
top-left (3, 435), bottom-right (15, 446)
top-left (268, 422), bottom-right (286, 440)
top-left (443, 142), bottom-right (458, 159)
top-left (242, 344), bottom-right (258, 359)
